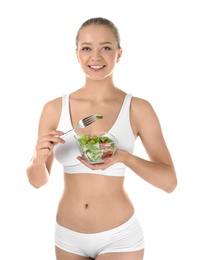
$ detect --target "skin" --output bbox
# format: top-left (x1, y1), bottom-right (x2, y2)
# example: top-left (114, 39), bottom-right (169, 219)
top-left (26, 24), bottom-right (177, 260)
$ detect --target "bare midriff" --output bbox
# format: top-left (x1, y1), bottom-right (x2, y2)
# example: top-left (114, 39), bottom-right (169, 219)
top-left (56, 173), bottom-right (135, 233)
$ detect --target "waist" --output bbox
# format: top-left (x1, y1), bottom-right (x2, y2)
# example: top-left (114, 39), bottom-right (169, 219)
top-left (61, 173), bottom-right (126, 201)
top-left (56, 174), bottom-right (134, 232)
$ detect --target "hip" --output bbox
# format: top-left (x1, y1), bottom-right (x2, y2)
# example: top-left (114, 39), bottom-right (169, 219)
top-left (55, 212), bottom-right (144, 258)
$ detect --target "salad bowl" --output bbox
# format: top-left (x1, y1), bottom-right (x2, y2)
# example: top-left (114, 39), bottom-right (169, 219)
top-left (74, 132), bottom-right (118, 164)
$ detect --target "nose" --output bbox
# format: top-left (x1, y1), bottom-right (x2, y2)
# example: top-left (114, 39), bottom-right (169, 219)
top-left (91, 49), bottom-right (102, 61)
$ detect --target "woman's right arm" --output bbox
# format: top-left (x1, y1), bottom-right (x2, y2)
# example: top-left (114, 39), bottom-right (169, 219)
top-left (26, 99), bottom-right (64, 188)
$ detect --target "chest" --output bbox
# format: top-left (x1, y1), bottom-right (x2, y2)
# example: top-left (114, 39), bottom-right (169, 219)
top-left (70, 99), bottom-right (124, 134)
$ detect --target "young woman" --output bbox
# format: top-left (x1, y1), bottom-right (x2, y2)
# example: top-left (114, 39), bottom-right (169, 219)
top-left (26, 17), bottom-right (177, 260)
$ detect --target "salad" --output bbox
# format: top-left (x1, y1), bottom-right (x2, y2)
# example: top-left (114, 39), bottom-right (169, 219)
top-left (76, 133), bottom-right (117, 163)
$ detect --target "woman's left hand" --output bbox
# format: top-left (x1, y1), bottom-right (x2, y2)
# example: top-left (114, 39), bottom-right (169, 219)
top-left (76, 148), bottom-right (124, 170)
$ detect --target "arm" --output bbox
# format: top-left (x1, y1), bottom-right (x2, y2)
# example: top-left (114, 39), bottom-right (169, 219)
top-left (120, 150), bottom-right (176, 193)
top-left (122, 97), bottom-right (177, 193)
top-left (77, 97), bottom-right (177, 193)
top-left (26, 99), bottom-right (64, 188)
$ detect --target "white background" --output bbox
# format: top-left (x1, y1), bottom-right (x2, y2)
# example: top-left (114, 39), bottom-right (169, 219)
top-left (0, 0), bottom-right (201, 259)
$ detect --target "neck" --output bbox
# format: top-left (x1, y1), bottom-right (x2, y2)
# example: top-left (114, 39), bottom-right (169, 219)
top-left (85, 75), bottom-right (115, 89)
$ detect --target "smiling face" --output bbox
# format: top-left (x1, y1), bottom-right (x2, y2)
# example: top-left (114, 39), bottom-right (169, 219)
top-left (76, 25), bottom-right (122, 81)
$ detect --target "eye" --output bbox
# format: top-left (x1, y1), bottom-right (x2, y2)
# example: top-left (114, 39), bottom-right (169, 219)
top-left (82, 47), bottom-right (91, 51)
top-left (101, 46), bottom-right (111, 51)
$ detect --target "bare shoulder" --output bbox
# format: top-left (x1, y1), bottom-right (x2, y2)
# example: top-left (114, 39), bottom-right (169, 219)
top-left (131, 96), bottom-right (153, 111)
top-left (131, 96), bottom-right (157, 120)
top-left (43, 96), bottom-right (62, 113)
top-left (39, 96), bottom-right (63, 134)
top-left (130, 96), bottom-right (161, 136)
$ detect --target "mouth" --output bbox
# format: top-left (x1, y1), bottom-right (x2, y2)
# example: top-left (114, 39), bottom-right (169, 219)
top-left (88, 65), bottom-right (105, 71)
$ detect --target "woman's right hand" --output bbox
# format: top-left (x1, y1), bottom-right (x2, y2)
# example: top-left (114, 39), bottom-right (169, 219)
top-left (34, 130), bottom-right (65, 163)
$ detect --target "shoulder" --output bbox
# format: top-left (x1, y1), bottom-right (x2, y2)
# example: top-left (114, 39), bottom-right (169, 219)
top-left (44, 96), bottom-right (63, 108)
top-left (131, 96), bottom-right (154, 115)
top-left (42, 96), bottom-right (63, 115)
top-left (130, 96), bottom-right (160, 132)
top-left (39, 96), bottom-right (63, 131)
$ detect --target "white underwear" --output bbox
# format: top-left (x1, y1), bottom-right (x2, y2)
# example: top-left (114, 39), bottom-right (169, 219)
top-left (55, 213), bottom-right (144, 258)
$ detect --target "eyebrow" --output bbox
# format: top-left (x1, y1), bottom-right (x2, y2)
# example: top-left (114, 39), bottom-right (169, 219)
top-left (81, 41), bottom-right (113, 46)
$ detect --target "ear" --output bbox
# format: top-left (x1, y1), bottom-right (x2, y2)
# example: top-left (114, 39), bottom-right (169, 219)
top-left (116, 48), bottom-right (122, 63)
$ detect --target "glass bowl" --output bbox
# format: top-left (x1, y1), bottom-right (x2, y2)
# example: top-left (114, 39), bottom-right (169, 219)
top-left (74, 132), bottom-right (118, 164)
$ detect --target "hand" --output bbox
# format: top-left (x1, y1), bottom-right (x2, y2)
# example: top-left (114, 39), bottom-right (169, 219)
top-left (34, 130), bottom-right (65, 163)
top-left (76, 148), bottom-right (123, 171)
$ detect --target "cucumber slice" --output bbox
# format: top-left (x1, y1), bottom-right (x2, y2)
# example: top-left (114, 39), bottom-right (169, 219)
top-left (95, 114), bottom-right (103, 119)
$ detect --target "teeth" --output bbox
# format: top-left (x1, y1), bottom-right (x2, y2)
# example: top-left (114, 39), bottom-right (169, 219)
top-left (90, 66), bottom-right (104, 69)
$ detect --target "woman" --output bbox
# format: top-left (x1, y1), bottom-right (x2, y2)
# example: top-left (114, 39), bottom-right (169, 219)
top-left (26, 17), bottom-right (177, 260)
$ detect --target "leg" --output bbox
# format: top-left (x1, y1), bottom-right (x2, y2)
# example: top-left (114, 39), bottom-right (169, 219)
top-left (95, 249), bottom-right (144, 260)
top-left (55, 222), bottom-right (95, 260)
top-left (55, 246), bottom-right (93, 260)
top-left (95, 214), bottom-right (144, 260)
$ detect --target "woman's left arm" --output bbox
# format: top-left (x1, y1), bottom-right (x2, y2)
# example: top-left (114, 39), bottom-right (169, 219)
top-left (119, 97), bottom-right (177, 193)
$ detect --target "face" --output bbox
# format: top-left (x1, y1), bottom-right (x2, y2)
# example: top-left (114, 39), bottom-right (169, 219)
top-left (76, 25), bottom-right (122, 81)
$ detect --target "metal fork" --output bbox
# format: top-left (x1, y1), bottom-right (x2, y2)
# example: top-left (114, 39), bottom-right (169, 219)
top-left (60, 114), bottom-right (99, 138)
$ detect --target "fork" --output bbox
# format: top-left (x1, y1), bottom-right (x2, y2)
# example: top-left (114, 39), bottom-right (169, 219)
top-left (60, 114), bottom-right (100, 138)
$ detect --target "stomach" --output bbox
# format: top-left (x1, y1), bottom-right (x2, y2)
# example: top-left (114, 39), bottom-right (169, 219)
top-left (56, 173), bottom-right (135, 233)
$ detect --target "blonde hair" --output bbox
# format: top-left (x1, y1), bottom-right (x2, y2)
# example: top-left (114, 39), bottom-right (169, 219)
top-left (76, 17), bottom-right (121, 49)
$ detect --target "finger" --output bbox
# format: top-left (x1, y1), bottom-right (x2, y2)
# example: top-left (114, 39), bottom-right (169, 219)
top-left (38, 140), bottom-right (53, 151)
top-left (48, 130), bottom-right (64, 136)
top-left (38, 130), bottom-right (64, 141)
top-left (76, 156), bottom-right (96, 170)
top-left (76, 156), bottom-right (89, 165)
top-left (49, 136), bottom-right (65, 144)
top-left (41, 134), bottom-right (65, 145)
top-left (41, 146), bottom-right (51, 151)
top-left (76, 156), bottom-right (106, 171)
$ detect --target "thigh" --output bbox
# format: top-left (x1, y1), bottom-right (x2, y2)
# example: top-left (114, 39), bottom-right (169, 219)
top-left (55, 246), bottom-right (93, 260)
top-left (95, 249), bottom-right (144, 260)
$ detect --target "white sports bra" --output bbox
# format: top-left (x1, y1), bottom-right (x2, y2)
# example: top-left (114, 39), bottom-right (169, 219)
top-left (53, 93), bottom-right (136, 176)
